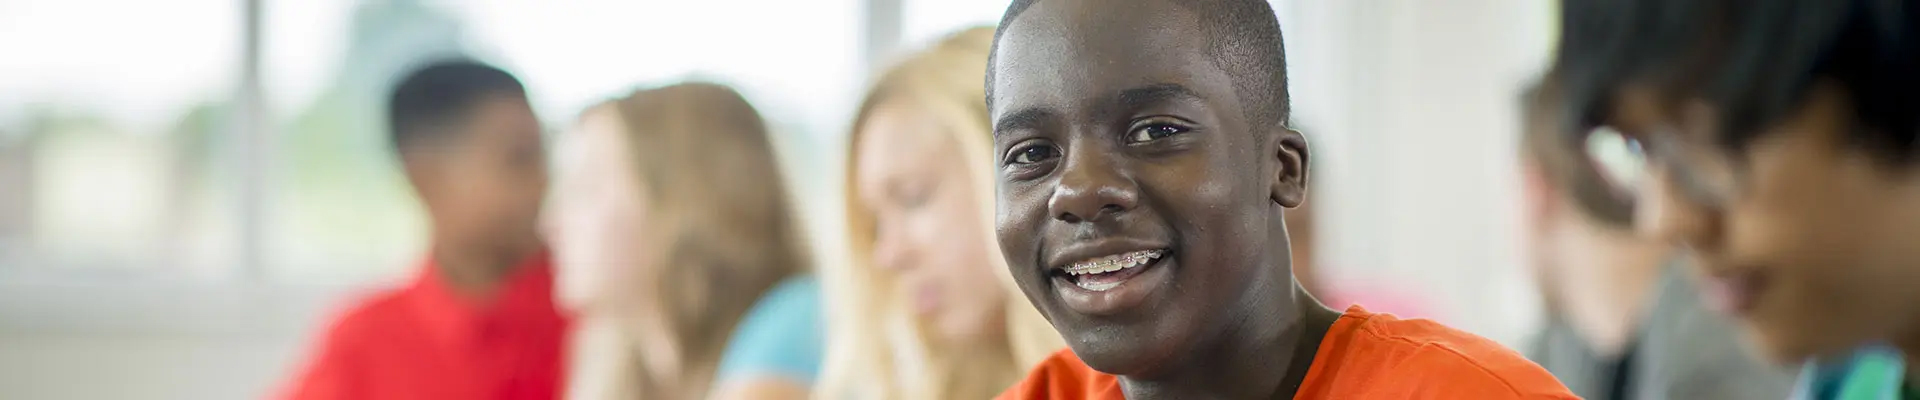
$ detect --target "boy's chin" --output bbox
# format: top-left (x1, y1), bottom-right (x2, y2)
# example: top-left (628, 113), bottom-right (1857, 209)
top-left (1065, 330), bottom-right (1186, 378)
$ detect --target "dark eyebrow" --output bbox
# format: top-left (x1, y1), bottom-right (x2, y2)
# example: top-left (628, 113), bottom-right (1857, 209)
top-left (993, 107), bottom-right (1057, 138)
top-left (1118, 83), bottom-right (1204, 110)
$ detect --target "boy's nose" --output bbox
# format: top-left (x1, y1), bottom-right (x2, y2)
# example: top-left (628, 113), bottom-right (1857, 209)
top-left (1048, 149), bottom-right (1139, 224)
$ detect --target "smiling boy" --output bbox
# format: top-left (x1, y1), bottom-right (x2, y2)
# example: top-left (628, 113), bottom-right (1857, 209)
top-left (985, 0), bottom-right (1575, 398)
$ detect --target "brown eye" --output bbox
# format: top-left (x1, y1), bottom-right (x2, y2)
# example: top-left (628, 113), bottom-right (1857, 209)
top-left (1127, 123), bottom-right (1187, 143)
top-left (1009, 145), bottom-right (1059, 165)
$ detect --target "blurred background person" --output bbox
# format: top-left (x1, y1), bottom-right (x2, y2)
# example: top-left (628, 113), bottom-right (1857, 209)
top-left (279, 60), bottom-right (565, 400)
top-left (550, 82), bottom-right (814, 400)
top-left (817, 26), bottom-right (1064, 400)
top-left (1546, 0), bottom-right (1920, 398)
top-left (1515, 80), bottom-right (1790, 400)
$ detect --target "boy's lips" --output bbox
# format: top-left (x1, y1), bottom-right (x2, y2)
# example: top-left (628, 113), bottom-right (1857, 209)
top-left (1045, 239), bottom-right (1172, 271)
top-left (1045, 240), bottom-right (1174, 316)
top-left (1701, 267), bottom-right (1768, 316)
top-left (1050, 251), bottom-right (1171, 316)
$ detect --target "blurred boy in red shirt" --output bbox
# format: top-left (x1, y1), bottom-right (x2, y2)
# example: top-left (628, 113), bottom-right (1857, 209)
top-left (279, 60), bottom-right (566, 400)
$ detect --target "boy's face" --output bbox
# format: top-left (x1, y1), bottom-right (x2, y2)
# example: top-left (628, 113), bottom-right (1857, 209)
top-left (991, 0), bottom-right (1306, 375)
top-left (412, 94), bottom-right (549, 255)
top-left (1601, 83), bottom-right (1920, 362)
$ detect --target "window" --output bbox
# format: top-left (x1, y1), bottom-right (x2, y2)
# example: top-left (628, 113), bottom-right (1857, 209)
top-left (261, 0), bottom-right (863, 282)
top-left (4, 0), bottom-right (863, 283)
top-left (0, 0), bottom-right (243, 280)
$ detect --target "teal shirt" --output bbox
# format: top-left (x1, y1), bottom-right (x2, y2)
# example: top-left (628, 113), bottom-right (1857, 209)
top-left (714, 276), bottom-right (824, 385)
top-left (1796, 346), bottom-right (1911, 400)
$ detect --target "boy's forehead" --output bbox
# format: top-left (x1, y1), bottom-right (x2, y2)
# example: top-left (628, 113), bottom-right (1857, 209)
top-left (1006, 0), bottom-right (1197, 32)
top-left (466, 97), bottom-right (542, 143)
top-left (991, 0), bottom-right (1234, 119)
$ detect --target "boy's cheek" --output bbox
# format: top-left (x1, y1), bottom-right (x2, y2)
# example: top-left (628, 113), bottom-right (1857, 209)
top-left (993, 221), bottom-right (1040, 269)
top-left (994, 195), bottom-right (1055, 273)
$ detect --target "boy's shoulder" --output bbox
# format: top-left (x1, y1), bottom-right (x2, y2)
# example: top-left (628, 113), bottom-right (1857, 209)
top-left (996, 348), bottom-right (1121, 400)
top-left (996, 307), bottom-right (1579, 400)
top-left (313, 283), bottom-right (417, 349)
top-left (1300, 306), bottom-right (1578, 399)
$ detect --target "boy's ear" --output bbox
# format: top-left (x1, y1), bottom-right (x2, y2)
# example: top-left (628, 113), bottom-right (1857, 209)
top-left (1271, 127), bottom-right (1309, 208)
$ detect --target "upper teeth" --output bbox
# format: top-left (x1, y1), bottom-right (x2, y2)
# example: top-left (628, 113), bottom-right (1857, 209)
top-left (1064, 250), bottom-right (1164, 275)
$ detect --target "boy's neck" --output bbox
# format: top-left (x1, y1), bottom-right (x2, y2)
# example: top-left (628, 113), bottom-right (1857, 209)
top-left (430, 240), bottom-right (534, 298)
top-left (1117, 280), bottom-right (1340, 400)
top-left (1899, 338), bottom-right (1920, 388)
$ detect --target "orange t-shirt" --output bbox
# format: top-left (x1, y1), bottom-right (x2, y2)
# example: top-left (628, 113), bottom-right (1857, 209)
top-left (997, 305), bottom-right (1577, 399)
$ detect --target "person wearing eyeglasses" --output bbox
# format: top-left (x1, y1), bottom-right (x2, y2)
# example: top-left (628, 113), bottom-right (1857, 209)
top-left (1519, 81), bottom-right (1794, 400)
top-left (1543, 0), bottom-right (1919, 398)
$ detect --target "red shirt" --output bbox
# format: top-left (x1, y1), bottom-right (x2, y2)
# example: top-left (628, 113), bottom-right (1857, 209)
top-left (997, 305), bottom-right (1576, 400)
top-left (279, 251), bottom-right (571, 400)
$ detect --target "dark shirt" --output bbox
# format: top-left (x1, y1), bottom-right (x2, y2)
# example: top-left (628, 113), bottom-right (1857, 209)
top-left (1528, 264), bottom-right (1795, 400)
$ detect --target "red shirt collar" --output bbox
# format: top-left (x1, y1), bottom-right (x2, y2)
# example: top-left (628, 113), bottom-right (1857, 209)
top-left (407, 248), bottom-right (567, 348)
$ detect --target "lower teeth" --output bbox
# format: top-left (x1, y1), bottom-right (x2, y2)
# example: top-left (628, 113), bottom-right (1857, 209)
top-left (1077, 280), bottom-right (1122, 292)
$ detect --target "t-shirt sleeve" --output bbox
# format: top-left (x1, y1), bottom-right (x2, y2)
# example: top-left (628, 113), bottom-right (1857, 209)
top-left (1404, 345), bottom-right (1583, 399)
top-left (714, 276), bottom-right (825, 384)
top-left (1309, 311), bottom-right (1580, 400)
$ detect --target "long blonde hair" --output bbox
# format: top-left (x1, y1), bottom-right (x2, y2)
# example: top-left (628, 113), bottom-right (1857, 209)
top-left (818, 27), bottom-right (1064, 400)
top-left (572, 82), bottom-right (810, 400)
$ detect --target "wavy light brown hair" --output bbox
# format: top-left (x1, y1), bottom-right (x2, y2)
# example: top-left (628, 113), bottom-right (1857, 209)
top-left (818, 26), bottom-right (1064, 400)
top-left (574, 82), bottom-right (810, 400)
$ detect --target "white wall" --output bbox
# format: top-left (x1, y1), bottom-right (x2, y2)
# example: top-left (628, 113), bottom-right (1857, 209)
top-left (1284, 0), bottom-right (1556, 344)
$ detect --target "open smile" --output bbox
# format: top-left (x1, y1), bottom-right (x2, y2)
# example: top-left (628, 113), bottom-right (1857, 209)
top-left (1048, 248), bottom-right (1174, 316)
top-left (1059, 249), bottom-right (1166, 291)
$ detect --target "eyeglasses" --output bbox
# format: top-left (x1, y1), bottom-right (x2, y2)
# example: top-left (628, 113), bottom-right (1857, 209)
top-left (1581, 123), bottom-right (1741, 210)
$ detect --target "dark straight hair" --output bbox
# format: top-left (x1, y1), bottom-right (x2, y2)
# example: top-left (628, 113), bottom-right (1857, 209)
top-left (1551, 0), bottom-right (1918, 163)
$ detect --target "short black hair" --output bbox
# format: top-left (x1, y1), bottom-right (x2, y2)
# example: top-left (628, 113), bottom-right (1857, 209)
top-left (1552, 0), bottom-right (1919, 162)
top-left (986, 0), bottom-right (1291, 128)
top-left (386, 59), bottom-right (527, 155)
